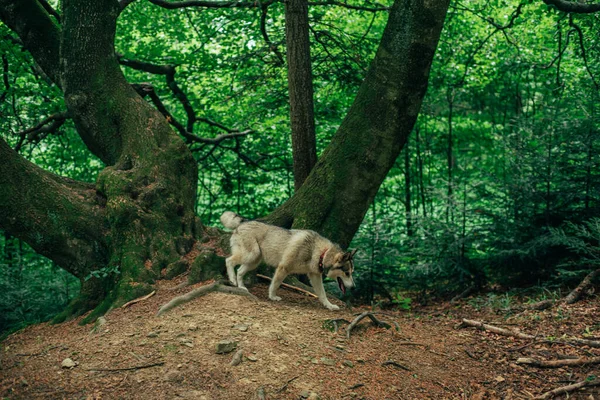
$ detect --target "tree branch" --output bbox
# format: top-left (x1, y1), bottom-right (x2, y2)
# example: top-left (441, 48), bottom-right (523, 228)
top-left (543, 0), bottom-right (600, 14)
top-left (14, 111), bottom-right (69, 152)
top-left (309, 0), bottom-right (389, 12)
top-left (0, 136), bottom-right (109, 279)
top-left (0, 0), bottom-right (62, 87)
top-left (147, 0), bottom-right (277, 9)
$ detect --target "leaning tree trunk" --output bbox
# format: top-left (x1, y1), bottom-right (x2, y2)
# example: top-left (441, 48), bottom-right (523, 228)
top-left (1, 0), bottom-right (199, 323)
top-left (266, 0), bottom-right (450, 247)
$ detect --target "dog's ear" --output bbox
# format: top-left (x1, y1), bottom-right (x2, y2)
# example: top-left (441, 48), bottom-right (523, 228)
top-left (334, 253), bottom-right (344, 263)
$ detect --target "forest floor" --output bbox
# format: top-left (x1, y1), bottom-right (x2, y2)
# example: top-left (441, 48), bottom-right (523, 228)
top-left (1, 277), bottom-right (599, 400)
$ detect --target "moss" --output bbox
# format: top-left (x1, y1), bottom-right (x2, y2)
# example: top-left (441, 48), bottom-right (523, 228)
top-left (188, 249), bottom-right (225, 284)
top-left (165, 260), bottom-right (188, 279)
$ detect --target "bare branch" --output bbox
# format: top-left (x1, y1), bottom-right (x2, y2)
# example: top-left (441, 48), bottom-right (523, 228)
top-left (260, 4), bottom-right (285, 66)
top-left (14, 111), bottom-right (69, 152)
top-left (569, 16), bottom-right (599, 90)
top-left (543, 0), bottom-right (600, 14)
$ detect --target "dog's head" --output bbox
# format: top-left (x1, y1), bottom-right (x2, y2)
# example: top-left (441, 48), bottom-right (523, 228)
top-left (326, 249), bottom-right (357, 294)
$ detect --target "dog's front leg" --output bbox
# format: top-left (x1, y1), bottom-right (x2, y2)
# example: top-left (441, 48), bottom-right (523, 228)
top-left (268, 267), bottom-right (287, 301)
top-left (308, 273), bottom-right (340, 311)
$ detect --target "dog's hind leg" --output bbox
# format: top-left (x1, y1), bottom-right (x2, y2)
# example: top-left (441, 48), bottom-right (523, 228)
top-left (308, 273), bottom-right (340, 311)
top-left (225, 255), bottom-right (240, 286)
top-left (268, 267), bottom-right (288, 301)
top-left (236, 261), bottom-right (259, 291)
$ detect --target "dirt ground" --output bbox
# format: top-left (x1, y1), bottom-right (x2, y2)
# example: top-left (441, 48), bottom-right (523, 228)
top-left (1, 278), bottom-right (599, 399)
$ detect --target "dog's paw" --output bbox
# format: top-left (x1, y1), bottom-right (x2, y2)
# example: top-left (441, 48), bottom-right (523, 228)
top-left (269, 295), bottom-right (282, 301)
top-left (326, 304), bottom-right (340, 311)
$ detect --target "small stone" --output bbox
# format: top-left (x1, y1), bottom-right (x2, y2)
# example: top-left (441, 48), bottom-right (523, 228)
top-left (147, 332), bottom-right (159, 338)
top-left (307, 393), bottom-right (320, 400)
top-left (233, 324), bottom-right (249, 332)
top-left (163, 369), bottom-right (184, 383)
top-left (356, 358), bottom-right (365, 363)
top-left (176, 332), bottom-right (186, 338)
top-left (61, 358), bottom-right (77, 369)
top-left (335, 344), bottom-right (345, 350)
top-left (320, 357), bottom-right (336, 366)
top-left (246, 355), bottom-right (258, 362)
top-left (188, 324), bottom-right (198, 332)
top-left (181, 342), bottom-right (194, 348)
top-left (300, 390), bottom-right (311, 398)
top-left (215, 340), bottom-right (238, 354)
top-left (343, 360), bottom-right (354, 368)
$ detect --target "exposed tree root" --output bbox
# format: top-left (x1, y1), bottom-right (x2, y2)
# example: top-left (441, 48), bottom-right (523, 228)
top-left (323, 318), bottom-right (351, 333)
top-left (256, 274), bottom-right (318, 298)
top-left (564, 268), bottom-right (600, 304)
top-left (346, 311), bottom-right (396, 339)
top-left (457, 319), bottom-right (600, 348)
top-left (157, 280), bottom-right (258, 316)
top-left (85, 361), bottom-right (165, 372)
top-left (535, 377), bottom-right (600, 399)
top-left (516, 356), bottom-right (600, 368)
top-left (382, 360), bottom-right (412, 371)
top-left (121, 290), bottom-right (156, 308)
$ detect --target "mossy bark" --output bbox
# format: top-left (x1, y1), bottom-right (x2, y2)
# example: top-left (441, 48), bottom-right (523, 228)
top-left (265, 0), bottom-right (450, 247)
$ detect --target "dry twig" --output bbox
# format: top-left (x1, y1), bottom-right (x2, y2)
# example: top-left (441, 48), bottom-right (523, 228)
top-left (86, 361), bottom-right (165, 372)
top-left (535, 377), bottom-right (600, 399)
top-left (346, 311), bottom-right (395, 339)
top-left (516, 356), bottom-right (600, 368)
top-left (382, 360), bottom-right (412, 371)
top-left (121, 290), bottom-right (156, 308)
top-left (256, 274), bottom-right (317, 298)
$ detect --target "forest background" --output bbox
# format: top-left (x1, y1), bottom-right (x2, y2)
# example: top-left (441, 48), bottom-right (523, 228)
top-left (1, 0), bottom-right (599, 335)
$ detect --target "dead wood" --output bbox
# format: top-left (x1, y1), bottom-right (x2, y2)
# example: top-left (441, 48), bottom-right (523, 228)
top-left (458, 318), bottom-right (600, 348)
top-left (86, 361), bottom-right (165, 372)
top-left (323, 318), bottom-right (351, 333)
top-left (256, 274), bottom-right (318, 298)
top-left (157, 280), bottom-right (258, 315)
top-left (346, 311), bottom-right (395, 339)
top-left (516, 356), bottom-right (600, 368)
top-left (526, 299), bottom-right (554, 311)
top-left (564, 268), bottom-right (600, 304)
top-left (535, 378), bottom-right (600, 399)
top-left (275, 375), bottom-right (299, 393)
top-left (381, 360), bottom-right (412, 371)
top-left (121, 290), bottom-right (156, 308)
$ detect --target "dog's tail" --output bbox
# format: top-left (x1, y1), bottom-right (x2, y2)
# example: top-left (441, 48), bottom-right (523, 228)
top-left (220, 211), bottom-right (246, 229)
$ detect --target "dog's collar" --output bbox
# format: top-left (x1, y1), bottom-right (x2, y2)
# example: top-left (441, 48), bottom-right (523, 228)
top-left (318, 248), bottom-right (329, 274)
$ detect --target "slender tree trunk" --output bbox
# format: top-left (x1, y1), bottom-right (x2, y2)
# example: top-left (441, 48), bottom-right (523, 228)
top-left (416, 125), bottom-right (427, 218)
top-left (446, 88), bottom-right (454, 224)
top-left (404, 139), bottom-right (413, 237)
top-left (285, 0), bottom-right (317, 191)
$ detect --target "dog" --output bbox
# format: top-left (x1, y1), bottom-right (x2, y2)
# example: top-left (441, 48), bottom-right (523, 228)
top-left (220, 211), bottom-right (356, 310)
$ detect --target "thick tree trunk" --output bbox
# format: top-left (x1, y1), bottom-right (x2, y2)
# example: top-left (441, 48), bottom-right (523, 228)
top-left (1, 0), bottom-right (200, 322)
top-left (285, 0), bottom-right (318, 191)
top-left (266, 0), bottom-right (450, 247)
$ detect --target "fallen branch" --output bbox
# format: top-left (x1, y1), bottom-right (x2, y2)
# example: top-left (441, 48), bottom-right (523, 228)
top-left (121, 290), bottom-right (156, 308)
top-left (157, 280), bottom-right (258, 315)
top-left (323, 318), bottom-right (351, 333)
top-left (381, 360), bottom-right (412, 371)
top-left (346, 311), bottom-right (394, 339)
top-left (86, 361), bottom-right (165, 372)
top-left (458, 319), bottom-right (600, 348)
top-left (535, 377), bottom-right (600, 399)
top-left (564, 268), bottom-right (600, 304)
top-left (517, 356), bottom-right (600, 368)
top-left (257, 274), bottom-right (317, 298)
top-left (275, 375), bottom-right (299, 394)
